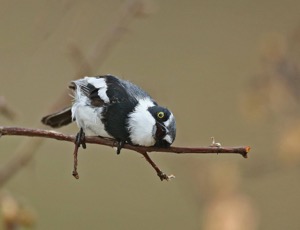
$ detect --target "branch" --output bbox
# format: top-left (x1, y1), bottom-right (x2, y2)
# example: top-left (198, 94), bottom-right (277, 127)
top-left (0, 126), bottom-right (250, 156)
top-left (0, 126), bottom-right (250, 181)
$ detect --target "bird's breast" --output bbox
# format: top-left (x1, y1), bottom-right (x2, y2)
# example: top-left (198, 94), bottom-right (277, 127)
top-left (127, 98), bottom-right (156, 146)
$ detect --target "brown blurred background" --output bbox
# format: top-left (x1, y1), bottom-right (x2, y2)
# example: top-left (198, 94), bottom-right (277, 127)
top-left (1, 0), bottom-right (300, 229)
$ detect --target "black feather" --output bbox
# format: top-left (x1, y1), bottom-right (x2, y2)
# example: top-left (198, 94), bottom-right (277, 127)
top-left (148, 106), bottom-right (171, 122)
top-left (41, 107), bottom-right (72, 128)
top-left (100, 75), bottom-right (138, 141)
top-left (87, 83), bottom-right (105, 107)
top-left (75, 81), bottom-right (105, 107)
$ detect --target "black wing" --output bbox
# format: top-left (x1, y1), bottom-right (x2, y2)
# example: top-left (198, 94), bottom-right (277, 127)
top-left (98, 75), bottom-right (139, 141)
top-left (103, 75), bottom-right (137, 104)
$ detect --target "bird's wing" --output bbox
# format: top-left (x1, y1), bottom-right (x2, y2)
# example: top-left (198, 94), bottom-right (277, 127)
top-left (104, 75), bottom-right (138, 104)
top-left (71, 77), bottom-right (108, 107)
top-left (73, 75), bottom-right (138, 106)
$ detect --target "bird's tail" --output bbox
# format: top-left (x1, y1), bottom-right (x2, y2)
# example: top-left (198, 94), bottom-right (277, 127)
top-left (41, 107), bottom-right (73, 128)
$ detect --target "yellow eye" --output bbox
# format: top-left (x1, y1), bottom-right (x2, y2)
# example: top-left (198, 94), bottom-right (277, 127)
top-left (157, 111), bottom-right (164, 119)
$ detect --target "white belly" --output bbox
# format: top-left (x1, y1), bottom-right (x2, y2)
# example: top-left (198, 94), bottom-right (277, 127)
top-left (72, 103), bottom-right (112, 138)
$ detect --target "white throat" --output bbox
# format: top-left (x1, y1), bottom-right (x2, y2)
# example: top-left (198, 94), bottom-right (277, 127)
top-left (127, 98), bottom-right (156, 146)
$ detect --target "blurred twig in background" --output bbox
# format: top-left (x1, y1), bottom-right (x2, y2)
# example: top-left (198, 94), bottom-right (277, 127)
top-left (0, 192), bottom-right (36, 230)
top-left (241, 32), bottom-right (300, 120)
top-left (241, 29), bottom-right (300, 168)
top-left (201, 163), bottom-right (258, 230)
top-left (0, 0), bottom-right (150, 187)
top-left (0, 97), bottom-right (17, 121)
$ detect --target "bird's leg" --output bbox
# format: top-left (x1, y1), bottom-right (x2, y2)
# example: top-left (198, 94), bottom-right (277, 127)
top-left (72, 128), bottom-right (86, 179)
top-left (75, 128), bottom-right (86, 149)
top-left (116, 140), bottom-right (125, 155)
top-left (138, 150), bottom-right (175, 181)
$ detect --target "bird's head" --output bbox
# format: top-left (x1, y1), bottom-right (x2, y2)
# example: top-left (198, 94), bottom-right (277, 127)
top-left (127, 99), bottom-right (176, 147)
top-left (148, 106), bottom-right (176, 147)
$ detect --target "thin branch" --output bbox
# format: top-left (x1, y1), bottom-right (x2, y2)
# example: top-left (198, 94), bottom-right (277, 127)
top-left (137, 150), bottom-right (175, 181)
top-left (0, 126), bottom-right (251, 181)
top-left (0, 126), bottom-right (250, 157)
top-left (72, 143), bottom-right (80, 179)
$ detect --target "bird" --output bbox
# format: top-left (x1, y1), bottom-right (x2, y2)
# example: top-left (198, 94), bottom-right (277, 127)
top-left (41, 74), bottom-right (176, 154)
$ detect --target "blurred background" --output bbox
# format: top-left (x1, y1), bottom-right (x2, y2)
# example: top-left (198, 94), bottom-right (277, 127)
top-left (1, 0), bottom-right (300, 229)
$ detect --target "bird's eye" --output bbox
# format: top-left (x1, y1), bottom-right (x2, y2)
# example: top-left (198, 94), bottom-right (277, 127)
top-left (157, 111), bottom-right (164, 119)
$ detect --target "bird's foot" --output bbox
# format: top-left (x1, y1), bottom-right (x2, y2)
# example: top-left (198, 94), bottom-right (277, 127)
top-left (116, 140), bottom-right (125, 155)
top-left (75, 128), bottom-right (86, 149)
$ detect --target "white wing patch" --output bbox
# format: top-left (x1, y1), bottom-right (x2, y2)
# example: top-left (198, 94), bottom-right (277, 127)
top-left (127, 98), bottom-right (156, 146)
top-left (85, 77), bottom-right (110, 103)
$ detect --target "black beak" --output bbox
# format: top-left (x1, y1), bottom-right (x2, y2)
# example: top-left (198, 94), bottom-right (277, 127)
top-left (154, 122), bottom-right (170, 147)
top-left (155, 122), bottom-right (167, 139)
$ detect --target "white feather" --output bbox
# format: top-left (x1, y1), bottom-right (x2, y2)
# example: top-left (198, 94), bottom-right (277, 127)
top-left (164, 113), bottom-right (174, 127)
top-left (85, 77), bottom-right (110, 103)
top-left (127, 98), bottom-right (156, 146)
top-left (71, 77), bottom-right (112, 137)
top-left (163, 134), bottom-right (173, 144)
top-left (162, 113), bottom-right (175, 143)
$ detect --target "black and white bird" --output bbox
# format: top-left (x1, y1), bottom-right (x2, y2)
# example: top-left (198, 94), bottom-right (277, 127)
top-left (42, 75), bottom-right (176, 153)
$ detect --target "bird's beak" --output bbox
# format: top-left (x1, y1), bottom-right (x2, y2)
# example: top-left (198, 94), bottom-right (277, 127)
top-left (155, 122), bottom-right (167, 139)
top-left (154, 122), bottom-right (172, 147)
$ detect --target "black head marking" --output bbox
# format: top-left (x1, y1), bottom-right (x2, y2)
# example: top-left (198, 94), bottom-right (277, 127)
top-left (148, 106), bottom-right (171, 123)
top-left (154, 139), bottom-right (171, 148)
